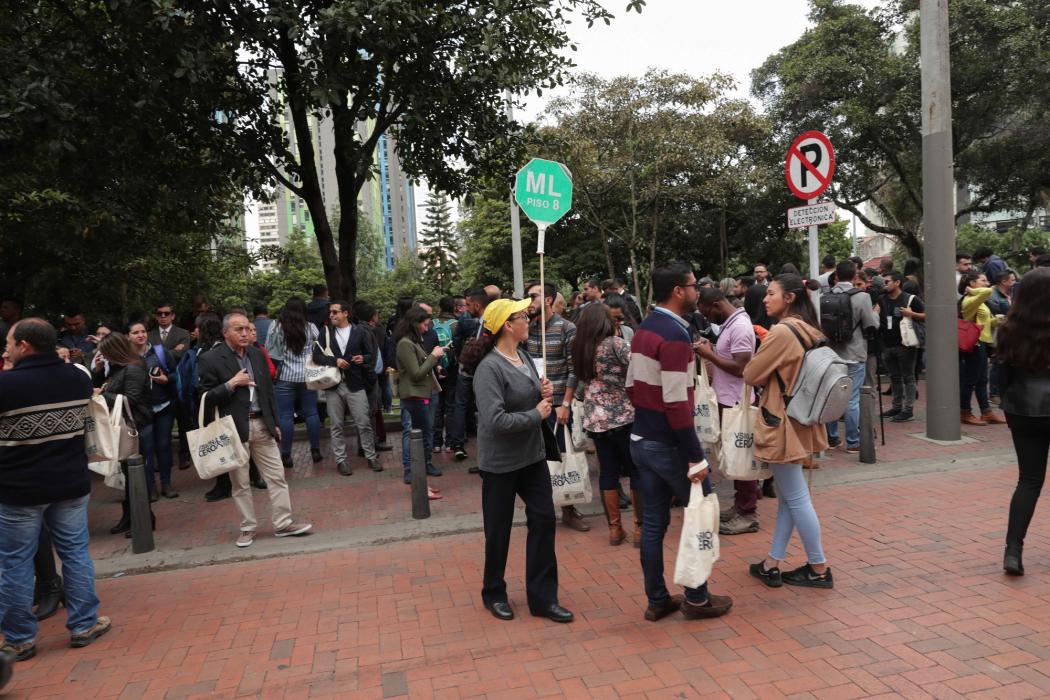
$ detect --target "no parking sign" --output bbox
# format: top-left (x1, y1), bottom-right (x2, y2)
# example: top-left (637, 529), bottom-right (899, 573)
top-left (785, 131), bottom-right (835, 200)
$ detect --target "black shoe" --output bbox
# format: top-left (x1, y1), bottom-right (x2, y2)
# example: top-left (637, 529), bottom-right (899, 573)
top-left (109, 515), bottom-right (131, 535)
top-left (403, 474), bottom-right (412, 485)
top-left (749, 562), bottom-right (783, 588)
top-left (337, 461), bottom-right (352, 476)
top-left (250, 476), bottom-right (268, 490)
top-left (1004, 546), bottom-right (1024, 576)
top-left (367, 458), bottom-right (381, 472)
top-left (891, 411), bottom-right (915, 423)
top-left (454, 448), bottom-right (468, 461)
top-left (311, 448), bottom-right (323, 464)
top-left (530, 603), bottom-right (574, 623)
top-left (882, 407), bottom-right (901, 418)
top-left (468, 465), bottom-right (480, 474)
top-left (426, 465), bottom-right (443, 477)
top-left (205, 487), bottom-right (231, 502)
top-left (644, 594), bottom-right (682, 622)
top-left (281, 455), bottom-right (293, 469)
top-left (782, 563), bottom-right (834, 589)
top-left (34, 576), bottom-right (64, 621)
top-left (486, 601), bottom-right (515, 621)
top-left (376, 442), bottom-right (394, 452)
top-left (761, 480), bottom-right (775, 499)
top-left (681, 594), bottom-right (733, 619)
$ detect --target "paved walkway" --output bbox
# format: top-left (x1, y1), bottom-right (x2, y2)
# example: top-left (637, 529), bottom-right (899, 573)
top-left (4, 385), bottom-right (1041, 699)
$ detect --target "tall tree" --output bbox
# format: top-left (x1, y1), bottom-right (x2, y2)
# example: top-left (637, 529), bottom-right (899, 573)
top-left (418, 192), bottom-right (460, 293)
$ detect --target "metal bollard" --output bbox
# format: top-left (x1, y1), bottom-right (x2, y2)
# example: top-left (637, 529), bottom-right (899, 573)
top-left (410, 429), bottom-right (430, 519)
top-left (126, 455), bottom-right (155, 553)
top-left (859, 386), bottom-right (877, 464)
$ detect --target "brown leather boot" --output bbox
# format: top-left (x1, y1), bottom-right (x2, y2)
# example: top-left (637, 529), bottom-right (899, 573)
top-left (961, 410), bottom-right (987, 426)
top-left (561, 505), bottom-right (590, 532)
top-left (631, 490), bottom-right (643, 548)
top-left (981, 410), bottom-right (1007, 424)
top-left (601, 490), bottom-right (626, 545)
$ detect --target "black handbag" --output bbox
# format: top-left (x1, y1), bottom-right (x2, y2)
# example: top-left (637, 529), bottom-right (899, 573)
top-left (541, 420), bottom-right (562, 462)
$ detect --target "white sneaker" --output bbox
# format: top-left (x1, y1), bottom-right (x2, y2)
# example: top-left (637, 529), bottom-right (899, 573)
top-left (236, 531), bottom-right (255, 548)
top-left (275, 522), bottom-right (312, 537)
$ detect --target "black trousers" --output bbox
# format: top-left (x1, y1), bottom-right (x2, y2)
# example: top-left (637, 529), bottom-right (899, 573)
top-left (481, 459), bottom-right (558, 611)
top-left (1006, 413), bottom-right (1050, 548)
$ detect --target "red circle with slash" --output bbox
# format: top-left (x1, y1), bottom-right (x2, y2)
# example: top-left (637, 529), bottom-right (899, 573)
top-left (785, 130), bottom-right (835, 200)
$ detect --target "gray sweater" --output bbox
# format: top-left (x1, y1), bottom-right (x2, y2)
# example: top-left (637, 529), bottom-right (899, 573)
top-left (473, 348), bottom-right (545, 473)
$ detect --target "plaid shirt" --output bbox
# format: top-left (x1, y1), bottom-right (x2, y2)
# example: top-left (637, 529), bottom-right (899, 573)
top-left (524, 313), bottom-right (577, 403)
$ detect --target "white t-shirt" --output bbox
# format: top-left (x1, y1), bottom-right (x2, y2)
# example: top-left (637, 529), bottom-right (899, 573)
top-left (333, 325), bottom-right (351, 355)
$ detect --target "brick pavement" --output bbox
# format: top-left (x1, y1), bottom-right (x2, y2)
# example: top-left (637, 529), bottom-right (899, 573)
top-left (4, 387), bottom-right (1045, 699)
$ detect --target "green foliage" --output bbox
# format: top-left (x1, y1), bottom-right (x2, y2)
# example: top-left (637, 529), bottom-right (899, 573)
top-left (418, 192), bottom-right (461, 294)
top-left (954, 225), bottom-right (1050, 273)
top-left (358, 257), bottom-right (443, 320)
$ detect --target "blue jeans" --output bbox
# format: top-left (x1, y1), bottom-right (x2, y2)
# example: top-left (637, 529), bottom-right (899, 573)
top-left (401, 398), bottom-right (434, 476)
top-left (449, 373), bottom-right (474, 450)
top-left (378, 373), bottom-right (393, 412)
top-left (826, 361), bottom-right (865, 449)
top-left (961, 343), bottom-right (990, 413)
top-left (141, 404), bottom-right (175, 486)
top-left (629, 439), bottom-right (710, 606)
top-left (768, 463), bottom-right (826, 564)
top-left (0, 495), bottom-right (100, 643)
top-left (275, 380), bottom-right (321, 456)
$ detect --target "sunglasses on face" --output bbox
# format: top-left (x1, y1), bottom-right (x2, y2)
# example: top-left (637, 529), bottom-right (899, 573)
top-left (156, 311), bottom-right (173, 317)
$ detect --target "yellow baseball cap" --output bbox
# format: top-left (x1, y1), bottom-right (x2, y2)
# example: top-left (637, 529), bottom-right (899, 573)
top-left (482, 298), bottom-right (532, 335)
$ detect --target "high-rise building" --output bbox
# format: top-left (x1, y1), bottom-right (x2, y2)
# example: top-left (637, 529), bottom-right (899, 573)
top-left (248, 70), bottom-right (416, 272)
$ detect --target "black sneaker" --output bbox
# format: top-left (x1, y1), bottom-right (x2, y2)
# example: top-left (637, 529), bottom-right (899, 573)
top-left (781, 563), bottom-right (833, 589)
top-left (891, 410), bottom-right (915, 422)
top-left (882, 407), bottom-right (901, 418)
top-left (454, 448), bottom-right (468, 461)
top-left (749, 561), bottom-right (782, 588)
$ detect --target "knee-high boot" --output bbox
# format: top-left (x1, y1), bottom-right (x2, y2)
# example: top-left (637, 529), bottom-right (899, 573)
top-left (601, 490), bottom-right (626, 545)
top-left (631, 490), bottom-right (643, 548)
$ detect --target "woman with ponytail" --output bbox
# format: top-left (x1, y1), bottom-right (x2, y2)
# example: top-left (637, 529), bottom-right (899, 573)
top-left (467, 299), bottom-right (573, 624)
top-left (742, 274), bottom-right (833, 590)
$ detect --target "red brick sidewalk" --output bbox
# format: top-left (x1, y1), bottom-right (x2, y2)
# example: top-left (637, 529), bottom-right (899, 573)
top-left (6, 450), bottom-right (1047, 699)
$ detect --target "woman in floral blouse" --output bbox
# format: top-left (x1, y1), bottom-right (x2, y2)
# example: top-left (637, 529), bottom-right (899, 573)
top-left (572, 303), bottom-right (641, 546)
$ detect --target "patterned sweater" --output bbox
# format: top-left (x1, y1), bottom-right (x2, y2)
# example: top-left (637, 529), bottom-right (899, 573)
top-left (525, 313), bottom-right (578, 404)
top-left (0, 353), bottom-right (93, 505)
top-left (626, 308), bottom-right (705, 464)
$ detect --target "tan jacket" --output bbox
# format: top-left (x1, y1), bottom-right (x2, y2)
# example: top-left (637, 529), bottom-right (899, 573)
top-left (742, 318), bottom-right (829, 464)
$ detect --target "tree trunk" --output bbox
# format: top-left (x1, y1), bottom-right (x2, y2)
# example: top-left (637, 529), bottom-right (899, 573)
top-left (629, 247), bottom-right (642, 310)
top-left (600, 224), bottom-right (614, 280)
top-left (719, 207), bottom-right (728, 278)
top-left (276, 34), bottom-right (342, 300)
top-left (1011, 194), bottom-right (1038, 254)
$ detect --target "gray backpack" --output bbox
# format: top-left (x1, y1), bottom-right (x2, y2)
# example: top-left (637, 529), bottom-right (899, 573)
top-left (775, 323), bottom-right (852, 426)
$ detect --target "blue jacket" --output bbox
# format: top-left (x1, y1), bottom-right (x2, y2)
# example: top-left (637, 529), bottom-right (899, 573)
top-left (0, 353), bottom-right (93, 506)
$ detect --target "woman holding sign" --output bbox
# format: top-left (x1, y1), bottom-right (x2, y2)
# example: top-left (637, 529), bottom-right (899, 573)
top-left (742, 274), bottom-right (833, 589)
top-left (460, 299), bottom-right (573, 624)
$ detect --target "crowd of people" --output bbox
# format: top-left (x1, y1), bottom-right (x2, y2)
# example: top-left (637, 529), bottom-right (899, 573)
top-left (1, 243), bottom-right (1048, 677)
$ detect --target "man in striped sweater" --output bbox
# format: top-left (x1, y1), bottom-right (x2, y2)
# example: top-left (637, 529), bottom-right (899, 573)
top-left (626, 263), bottom-right (733, 622)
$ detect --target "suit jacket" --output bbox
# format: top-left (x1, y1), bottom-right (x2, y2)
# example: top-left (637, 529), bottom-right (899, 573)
top-left (148, 324), bottom-right (192, 362)
top-left (197, 342), bottom-right (279, 442)
top-left (312, 324), bottom-right (375, 392)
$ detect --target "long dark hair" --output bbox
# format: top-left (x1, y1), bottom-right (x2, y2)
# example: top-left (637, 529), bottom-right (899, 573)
top-left (196, 313), bottom-right (222, 350)
top-left (996, 268), bottom-right (1050, 373)
top-left (771, 274), bottom-right (820, 329)
top-left (458, 331), bottom-right (497, 376)
top-left (98, 332), bottom-right (144, 368)
top-left (573, 303), bottom-right (616, 383)
top-left (958, 271), bottom-right (980, 296)
top-left (393, 307), bottom-right (429, 346)
top-left (278, 296), bottom-right (309, 355)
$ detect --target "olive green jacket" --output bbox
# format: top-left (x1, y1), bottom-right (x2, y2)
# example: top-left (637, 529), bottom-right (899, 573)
top-left (396, 336), bottom-right (439, 399)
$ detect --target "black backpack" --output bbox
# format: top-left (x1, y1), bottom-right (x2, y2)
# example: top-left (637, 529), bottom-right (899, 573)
top-left (820, 288), bottom-right (862, 345)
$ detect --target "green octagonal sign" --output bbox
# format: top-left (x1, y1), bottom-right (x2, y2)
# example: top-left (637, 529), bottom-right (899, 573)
top-left (514, 158), bottom-right (573, 227)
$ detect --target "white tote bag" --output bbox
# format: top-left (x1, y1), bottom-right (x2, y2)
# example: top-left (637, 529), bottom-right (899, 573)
top-left (673, 482), bottom-right (720, 589)
top-left (694, 360), bottom-right (720, 444)
top-left (899, 295), bottom-right (920, 348)
top-left (187, 400), bottom-right (250, 479)
top-left (305, 328), bottom-right (342, 390)
top-left (85, 394), bottom-right (119, 463)
top-left (719, 384), bottom-right (766, 480)
top-left (548, 431), bottom-right (593, 507)
top-left (570, 397), bottom-right (586, 451)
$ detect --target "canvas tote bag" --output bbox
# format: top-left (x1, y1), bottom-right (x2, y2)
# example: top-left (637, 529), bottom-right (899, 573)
top-left (188, 400), bottom-right (250, 479)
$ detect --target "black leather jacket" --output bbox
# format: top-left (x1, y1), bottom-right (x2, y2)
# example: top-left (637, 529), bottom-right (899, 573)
top-left (999, 363), bottom-right (1050, 417)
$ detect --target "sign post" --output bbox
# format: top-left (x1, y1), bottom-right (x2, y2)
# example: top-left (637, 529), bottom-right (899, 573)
top-left (514, 158), bottom-right (573, 374)
top-left (785, 130), bottom-right (836, 284)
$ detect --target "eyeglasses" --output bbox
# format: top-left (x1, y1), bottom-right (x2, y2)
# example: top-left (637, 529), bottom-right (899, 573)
top-left (508, 314), bottom-right (528, 323)
top-left (156, 311), bottom-right (173, 317)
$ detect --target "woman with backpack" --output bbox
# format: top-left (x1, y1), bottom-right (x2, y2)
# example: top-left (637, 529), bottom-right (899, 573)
top-left (265, 297), bottom-right (323, 467)
top-left (958, 272), bottom-right (1006, 426)
top-left (742, 274), bottom-right (833, 589)
top-left (997, 268), bottom-right (1050, 575)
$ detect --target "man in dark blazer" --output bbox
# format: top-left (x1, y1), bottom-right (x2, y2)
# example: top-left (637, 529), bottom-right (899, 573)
top-left (147, 302), bottom-right (192, 361)
top-left (197, 312), bottom-right (312, 548)
top-left (312, 300), bottom-right (379, 475)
